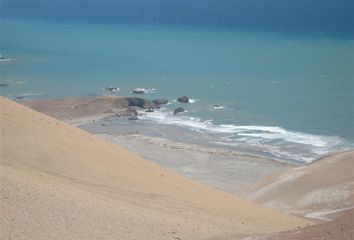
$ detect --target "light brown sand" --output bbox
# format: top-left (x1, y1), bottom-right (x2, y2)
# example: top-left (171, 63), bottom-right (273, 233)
top-left (243, 209), bottom-right (354, 240)
top-left (242, 150), bottom-right (354, 221)
top-left (0, 97), bottom-right (311, 239)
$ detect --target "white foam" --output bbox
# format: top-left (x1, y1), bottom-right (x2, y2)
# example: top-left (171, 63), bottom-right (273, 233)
top-left (212, 105), bottom-right (225, 109)
top-left (0, 58), bottom-right (11, 62)
top-left (9, 92), bottom-right (45, 98)
top-left (173, 98), bottom-right (198, 103)
top-left (139, 109), bottom-right (349, 163)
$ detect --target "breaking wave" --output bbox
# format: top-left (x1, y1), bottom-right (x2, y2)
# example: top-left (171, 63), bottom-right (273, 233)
top-left (138, 109), bottom-right (351, 163)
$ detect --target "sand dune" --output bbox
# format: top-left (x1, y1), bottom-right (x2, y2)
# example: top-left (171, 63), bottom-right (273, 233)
top-left (242, 150), bottom-right (354, 221)
top-left (247, 209), bottom-right (354, 240)
top-left (0, 97), bottom-right (310, 239)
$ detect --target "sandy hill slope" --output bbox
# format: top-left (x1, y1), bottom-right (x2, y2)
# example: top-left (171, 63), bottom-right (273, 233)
top-left (242, 150), bottom-right (354, 221)
top-left (248, 209), bottom-right (354, 240)
top-left (0, 97), bottom-right (310, 240)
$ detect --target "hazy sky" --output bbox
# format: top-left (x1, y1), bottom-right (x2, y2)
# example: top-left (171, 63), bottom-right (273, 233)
top-left (1, 0), bottom-right (354, 32)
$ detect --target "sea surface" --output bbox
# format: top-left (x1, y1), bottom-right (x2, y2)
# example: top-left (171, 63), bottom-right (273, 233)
top-left (1, 19), bottom-right (353, 163)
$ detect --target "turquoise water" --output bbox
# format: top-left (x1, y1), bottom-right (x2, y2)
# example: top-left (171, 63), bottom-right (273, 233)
top-left (1, 19), bottom-right (353, 163)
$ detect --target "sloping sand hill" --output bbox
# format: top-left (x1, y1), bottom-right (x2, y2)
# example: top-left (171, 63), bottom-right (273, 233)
top-left (242, 150), bottom-right (354, 221)
top-left (0, 97), bottom-right (310, 239)
top-left (260, 209), bottom-right (354, 240)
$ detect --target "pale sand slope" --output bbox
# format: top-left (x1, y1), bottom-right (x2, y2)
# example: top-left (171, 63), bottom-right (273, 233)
top-left (244, 209), bottom-right (354, 240)
top-left (242, 150), bottom-right (354, 221)
top-left (0, 97), bottom-right (311, 240)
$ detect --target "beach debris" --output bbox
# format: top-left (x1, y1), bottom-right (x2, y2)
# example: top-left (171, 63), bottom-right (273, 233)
top-left (173, 107), bottom-right (185, 115)
top-left (152, 98), bottom-right (169, 105)
top-left (177, 96), bottom-right (189, 103)
top-left (104, 87), bottom-right (119, 92)
top-left (145, 108), bottom-right (154, 113)
top-left (127, 108), bottom-right (139, 116)
top-left (128, 116), bottom-right (138, 120)
top-left (103, 109), bottom-right (114, 114)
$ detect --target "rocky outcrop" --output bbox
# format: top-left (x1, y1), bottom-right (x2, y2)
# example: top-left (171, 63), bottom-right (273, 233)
top-left (125, 97), bottom-right (157, 109)
top-left (177, 96), bottom-right (189, 103)
top-left (23, 96), bottom-right (156, 120)
top-left (152, 98), bottom-right (168, 105)
top-left (173, 107), bottom-right (185, 115)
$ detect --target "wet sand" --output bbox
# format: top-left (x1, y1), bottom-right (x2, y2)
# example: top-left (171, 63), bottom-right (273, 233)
top-left (98, 133), bottom-right (290, 193)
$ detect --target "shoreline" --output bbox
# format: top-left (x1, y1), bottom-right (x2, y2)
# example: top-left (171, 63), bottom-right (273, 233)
top-left (21, 96), bottom-right (353, 196)
top-left (96, 133), bottom-right (291, 193)
top-left (22, 96), bottom-right (295, 193)
top-left (22, 95), bottom-right (353, 164)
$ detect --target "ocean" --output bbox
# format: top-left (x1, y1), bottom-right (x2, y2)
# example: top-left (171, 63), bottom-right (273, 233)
top-left (1, 3), bottom-right (353, 163)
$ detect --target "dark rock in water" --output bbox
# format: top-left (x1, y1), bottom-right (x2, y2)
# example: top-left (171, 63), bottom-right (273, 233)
top-left (173, 107), bottom-right (185, 115)
top-left (0, 83), bottom-right (9, 88)
top-left (212, 104), bottom-right (224, 109)
top-left (125, 97), bottom-right (157, 109)
top-left (12, 96), bottom-right (26, 100)
top-left (177, 96), bottom-right (189, 103)
top-left (132, 88), bottom-right (147, 94)
top-left (152, 98), bottom-right (168, 105)
top-left (104, 87), bottom-right (119, 92)
top-left (125, 97), bottom-right (148, 108)
top-left (145, 108), bottom-right (154, 113)
top-left (128, 116), bottom-right (138, 120)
